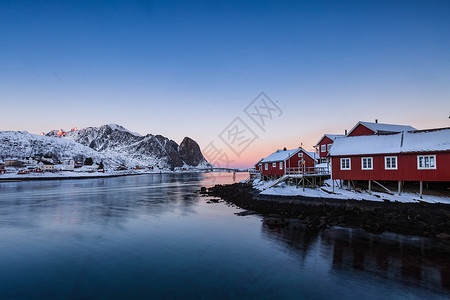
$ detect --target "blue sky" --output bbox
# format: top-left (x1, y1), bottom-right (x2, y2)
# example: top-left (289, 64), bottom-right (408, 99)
top-left (1, 0), bottom-right (449, 167)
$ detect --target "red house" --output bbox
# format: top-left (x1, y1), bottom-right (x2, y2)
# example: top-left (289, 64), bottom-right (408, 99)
top-left (259, 148), bottom-right (317, 179)
top-left (315, 134), bottom-right (344, 161)
top-left (347, 121), bottom-right (416, 137)
top-left (329, 128), bottom-right (450, 196)
top-left (254, 158), bottom-right (264, 172)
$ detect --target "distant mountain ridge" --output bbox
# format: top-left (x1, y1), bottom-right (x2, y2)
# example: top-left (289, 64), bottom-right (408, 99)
top-left (0, 124), bottom-right (209, 170)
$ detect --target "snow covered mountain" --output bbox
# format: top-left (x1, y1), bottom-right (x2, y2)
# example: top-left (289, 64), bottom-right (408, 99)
top-left (0, 124), bottom-right (210, 170)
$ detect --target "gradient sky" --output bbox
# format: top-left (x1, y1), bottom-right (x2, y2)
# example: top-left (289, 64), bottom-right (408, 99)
top-left (1, 0), bottom-right (449, 167)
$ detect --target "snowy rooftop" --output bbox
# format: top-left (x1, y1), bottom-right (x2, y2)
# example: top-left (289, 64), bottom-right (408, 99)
top-left (349, 121), bottom-right (416, 135)
top-left (261, 149), bottom-right (299, 163)
top-left (261, 148), bottom-right (317, 163)
top-left (329, 128), bottom-right (450, 156)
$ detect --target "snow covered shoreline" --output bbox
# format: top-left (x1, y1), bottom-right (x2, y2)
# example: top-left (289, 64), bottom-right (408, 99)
top-left (253, 179), bottom-right (450, 205)
top-left (0, 169), bottom-right (211, 181)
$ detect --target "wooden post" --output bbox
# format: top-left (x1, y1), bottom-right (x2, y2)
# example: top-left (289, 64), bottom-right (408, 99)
top-left (398, 181), bottom-right (401, 195)
top-left (419, 181), bottom-right (423, 199)
top-left (332, 180), bottom-right (335, 193)
top-left (303, 177), bottom-right (305, 192)
top-left (368, 180), bottom-right (371, 194)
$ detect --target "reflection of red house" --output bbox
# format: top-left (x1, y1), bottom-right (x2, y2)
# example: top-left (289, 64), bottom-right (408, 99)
top-left (259, 148), bottom-right (317, 179)
top-left (347, 121), bottom-right (416, 137)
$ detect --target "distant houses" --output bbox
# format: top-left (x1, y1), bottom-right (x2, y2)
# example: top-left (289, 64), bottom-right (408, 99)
top-left (0, 155), bottom-right (101, 175)
top-left (253, 120), bottom-right (449, 197)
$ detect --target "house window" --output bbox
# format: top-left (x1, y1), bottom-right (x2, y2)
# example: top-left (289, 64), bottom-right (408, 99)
top-left (321, 145), bottom-right (326, 152)
top-left (279, 162), bottom-right (283, 170)
top-left (265, 163), bottom-right (268, 170)
top-left (272, 162), bottom-right (276, 168)
top-left (385, 156), bottom-right (397, 170)
top-left (417, 155), bottom-right (436, 169)
top-left (340, 158), bottom-right (351, 170)
top-left (327, 144), bottom-right (332, 151)
top-left (361, 157), bottom-right (373, 170)
top-left (298, 152), bottom-right (303, 157)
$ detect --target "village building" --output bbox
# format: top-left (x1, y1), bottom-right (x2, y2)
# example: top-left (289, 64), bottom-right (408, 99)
top-left (259, 148), bottom-right (317, 180)
top-left (328, 127), bottom-right (450, 197)
top-left (5, 159), bottom-right (22, 167)
top-left (38, 161), bottom-right (55, 172)
top-left (0, 161), bottom-right (6, 174)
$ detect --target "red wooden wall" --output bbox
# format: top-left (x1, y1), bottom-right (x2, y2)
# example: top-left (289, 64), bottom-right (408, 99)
top-left (318, 136), bottom-right (333, 158)
top-left (331, 151), bottom-right (450, 181)
top-left (348, 124), bottom-right (375, 137)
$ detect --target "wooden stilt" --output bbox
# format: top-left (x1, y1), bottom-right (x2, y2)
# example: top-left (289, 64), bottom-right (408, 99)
top-left (368, 180), bottom-right (371, 195)
top-left (398, 181), bottom-right (401, 195)
top-left (332, 180), bottom-right (335, 193)
top-left (419, 181), bottom-right (423, 199)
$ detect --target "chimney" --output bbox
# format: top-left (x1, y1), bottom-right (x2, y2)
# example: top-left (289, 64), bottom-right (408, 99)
top-left (375, 119), bottom-right (378, 123)
top-left (345, 129), bottom-right (347, 135)
top-left (283, 147), bottom-right (287, 151)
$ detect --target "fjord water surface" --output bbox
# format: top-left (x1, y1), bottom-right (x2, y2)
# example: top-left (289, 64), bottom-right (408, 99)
top-left (0, 173), bottom-right (448, 299)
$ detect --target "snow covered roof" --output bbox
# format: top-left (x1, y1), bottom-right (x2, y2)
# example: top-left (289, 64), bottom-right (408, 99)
top-left (261, 148), bottom-right (317, 163)
top-left (348, 121), bottom-right (416, 136)
top-left (261, 149), bottom-right (300, 163)
top-left (329, 128), bottom-right (450, 156)
top-left (315, 134), bottom-right (345, 146)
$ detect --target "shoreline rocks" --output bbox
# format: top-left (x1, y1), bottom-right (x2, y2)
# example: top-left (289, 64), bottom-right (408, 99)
top-left (207, 183), bottom-right (450, 238)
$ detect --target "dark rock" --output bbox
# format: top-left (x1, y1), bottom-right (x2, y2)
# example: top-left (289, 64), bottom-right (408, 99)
top-left (235, 210), bottom-right (257, 216)
top-left (436, 233), bottom-right (450, 240)
top-left (264, 217), bottom-right (289, 227)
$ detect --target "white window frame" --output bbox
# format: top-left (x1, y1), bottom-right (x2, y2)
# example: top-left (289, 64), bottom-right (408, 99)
top-left (384, 156), bottom-right (397, 170)
top-left (361, 157), bottom-right (373, 170)
top-left (298, 152), bottom-right (303, 157)
top-left (279, 161), bottom-right (283, 170)
top-left (265, 163), bottom-right (268, 170)
top-left (417, 155), bottom-right (436, 170)
top-left (340, 158), bottom-right (351, 170)
top-left (321, 144), bottom-right (326, 152)
top-left (327, 144), bottom-right (332, 151)
top-left (272, 162), bottom-right (276, 168)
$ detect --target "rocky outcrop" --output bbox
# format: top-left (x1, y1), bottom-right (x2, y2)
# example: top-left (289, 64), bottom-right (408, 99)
top-left (179, 137), bottom-right (206, 166)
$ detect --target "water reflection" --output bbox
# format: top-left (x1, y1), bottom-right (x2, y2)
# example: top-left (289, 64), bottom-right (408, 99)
top-left (262, 221), bottom-right (450, 295)
top-left (0, 172), bottom-right (448, 299)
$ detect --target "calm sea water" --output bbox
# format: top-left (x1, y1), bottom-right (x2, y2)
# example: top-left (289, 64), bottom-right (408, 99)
top-left (0, 172), bottom-right (448, 300)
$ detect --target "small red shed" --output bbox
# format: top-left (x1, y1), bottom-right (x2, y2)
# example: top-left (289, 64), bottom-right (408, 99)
top-left (259, 148), bottom-right (317, 179)
top-left (315, 134), bottom-right (344, 160)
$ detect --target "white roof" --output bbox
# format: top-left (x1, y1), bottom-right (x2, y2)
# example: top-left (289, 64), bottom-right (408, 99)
top-left (348, 121), bottom-right (416, 136)
top-left (329, 128), bottom-right (450, 156)
top-left (261, 149), bottom-right (300, 163)
top-left (261, 148), bottom-right (317, 163)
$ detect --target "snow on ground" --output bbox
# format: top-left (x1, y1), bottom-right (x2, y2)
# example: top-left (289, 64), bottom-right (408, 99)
top-left (253, 179), bottom-right (450, 204)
